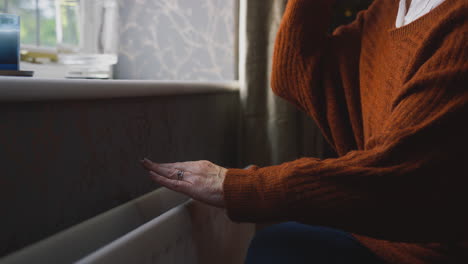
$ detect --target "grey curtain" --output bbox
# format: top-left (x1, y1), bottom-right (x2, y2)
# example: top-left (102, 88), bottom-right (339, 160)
top-left (238, 0), bottom-right (327, 167)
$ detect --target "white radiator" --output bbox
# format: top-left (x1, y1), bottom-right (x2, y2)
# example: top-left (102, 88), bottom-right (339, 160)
top-left (0, 188), bottom-right (254, 264)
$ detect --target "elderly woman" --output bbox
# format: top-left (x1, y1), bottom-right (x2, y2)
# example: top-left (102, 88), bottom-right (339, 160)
top-left (141, 0), bottom-right (467, 263)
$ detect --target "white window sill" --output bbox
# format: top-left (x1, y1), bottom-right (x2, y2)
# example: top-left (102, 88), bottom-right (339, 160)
top-left (0, 77), bottom-right (239, 102)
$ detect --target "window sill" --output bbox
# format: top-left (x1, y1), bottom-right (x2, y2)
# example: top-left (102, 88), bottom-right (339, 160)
top-left (0, 77), bottom-right (239, 102)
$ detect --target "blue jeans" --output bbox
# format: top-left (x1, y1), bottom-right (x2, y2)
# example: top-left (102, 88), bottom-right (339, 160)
top-left (245, 222), bottom-right (384, 264)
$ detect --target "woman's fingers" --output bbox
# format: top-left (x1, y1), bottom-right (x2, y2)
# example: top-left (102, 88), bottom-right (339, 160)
top-left (157, 162), bottom-right (187, 169)
top-left (149, 171), bottom-right (191, 191)
top-left (141, 158), bottom-right (176, 177)
top-left (142, 158), bottom-right (195, 183)
top-left (141, 158), bottom-right (155, 170)
top-left (149, 162), bottom-right (178, 178)
top-left (141, 158), bottom-right (197, 180)
top-left (142, 159), bottom-right (188, 172)
top-left (157, 161), bottom-right (198, 171)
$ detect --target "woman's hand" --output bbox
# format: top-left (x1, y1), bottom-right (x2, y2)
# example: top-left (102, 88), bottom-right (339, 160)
top-left (140, 158), bottom-right (227, 208)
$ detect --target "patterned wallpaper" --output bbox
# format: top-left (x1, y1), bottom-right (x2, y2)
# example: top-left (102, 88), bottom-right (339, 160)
top-left (115, 0), bottom-right (237, 81)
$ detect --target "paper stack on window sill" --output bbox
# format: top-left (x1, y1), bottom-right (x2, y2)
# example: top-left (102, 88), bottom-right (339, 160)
top-left (20, 61), bottom-right (68, 79)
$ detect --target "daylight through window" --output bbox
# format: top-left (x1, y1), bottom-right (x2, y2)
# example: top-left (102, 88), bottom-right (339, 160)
top-left (2, 0), bottom-right (56, 47)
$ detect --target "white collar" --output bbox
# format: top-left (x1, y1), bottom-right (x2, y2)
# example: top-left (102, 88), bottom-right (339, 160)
top-left (395, 0), bottom-right (446, 28)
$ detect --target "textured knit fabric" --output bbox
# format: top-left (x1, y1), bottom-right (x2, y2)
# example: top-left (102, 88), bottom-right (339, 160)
top-left (396, 0), bottom-right (446, 28)
top-left (223, 0), bottom-right (468, 263)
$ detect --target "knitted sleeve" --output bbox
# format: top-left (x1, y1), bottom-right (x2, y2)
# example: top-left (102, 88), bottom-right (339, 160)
top-left (271, 0), bottom-right (370, 155)
top-left (225, 21), bottom-right (468, 243)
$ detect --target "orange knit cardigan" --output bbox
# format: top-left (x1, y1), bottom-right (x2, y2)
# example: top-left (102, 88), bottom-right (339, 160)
top-left (224, 0), bottom-right (468, 263)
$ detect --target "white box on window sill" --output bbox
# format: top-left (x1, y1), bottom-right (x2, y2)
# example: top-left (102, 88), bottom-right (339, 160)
top-left (20, 62), bottom-right (68, 79)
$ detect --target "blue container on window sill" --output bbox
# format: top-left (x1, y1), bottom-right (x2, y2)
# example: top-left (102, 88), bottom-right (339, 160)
top-left (0, 13), bottom-right (33, 77)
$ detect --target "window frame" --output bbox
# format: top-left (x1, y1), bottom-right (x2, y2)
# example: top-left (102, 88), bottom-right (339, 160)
top-left (3, 0), bottom-right (49, 47)
top-left (0, 0), bottom-right (8, 13)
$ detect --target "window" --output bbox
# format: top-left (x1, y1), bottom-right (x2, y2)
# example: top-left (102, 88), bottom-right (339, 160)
top-left (2, 0), bottom-right (239, 80)
top-left (2, 0), bottom-right (56, 47)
